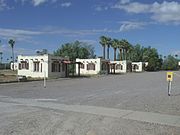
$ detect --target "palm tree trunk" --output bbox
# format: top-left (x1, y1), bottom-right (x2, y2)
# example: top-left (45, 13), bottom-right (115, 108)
top-left (126, 50), bottom-right (129, 60)
top-left (103, 46), bottom-right (106, 59)
top-left (122, 49), bottom-right (125, 60)
top-left (119, 49), bottom-right (123, 61)
top-left (121, 49), bottom-right (123, 61)
top-left (107, 46), bottom-right (110, 60)
top-left (125, 50), bottom-right (127, 60)
top-left (114, 48), bottom-right (117, 61)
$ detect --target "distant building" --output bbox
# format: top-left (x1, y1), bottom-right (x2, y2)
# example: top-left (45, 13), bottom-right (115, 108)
top-left (76, 58), bottom-right (109, 75)
top-left (110, 61), bottom-right (127, 73)
top-left (132, 62), bottom-right (148, 72)
top-left (109, 61), bottom-right (132, 73)
top-left (18, 54), bottom-right (69, 78)
top-left (109, 61), bottom-right (148, 73)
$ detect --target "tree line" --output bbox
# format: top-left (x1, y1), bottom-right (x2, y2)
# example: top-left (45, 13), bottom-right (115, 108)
top-left (53, 37), bottom-right (179, 71)
top-left (99, 36), bottom-right (164, 71)
top-left (1, 37), bottom-right (179, 71)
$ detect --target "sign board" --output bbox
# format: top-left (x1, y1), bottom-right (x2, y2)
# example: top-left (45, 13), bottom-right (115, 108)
top-left (167, 72), bottom-right (173, 82)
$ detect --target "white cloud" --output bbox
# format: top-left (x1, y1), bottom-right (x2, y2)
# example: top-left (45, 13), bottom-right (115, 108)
top-left (151, 1), bottom-right (180, 24)
top-left (0, 0), bottom-right (5, 10)
top-left (119, 21), bottom-right (147, 32)
top-left (0, 43), bottom-right (35, 58)
top-left (61, 2), bottom-right (72, 7)
top-left (113, 1), bottom-right (180, 24)
top-left (16, 0), bottom-right (61, 6)
top-left (0, 0), bottom-right (10, 11)
top-left (32, 0), bottom-right (48, 6)
top-left (0, 27), bottom-right (120, 42)
top-left (171, 50), bottom-right (180, 56)
top-left (78, 39), bottom-right (97, 45)
top-left (14, 47), bottom-right (35, 55)
top-left (113, 2), bottom-right (149, 13)
top-left (0, 28), bottom-right (43, 41)
top-left (95, 6), bottom-right (103, 11)
top-left (95, 5), bottom-right (108, 11)
top-left (51, 0), bottom-right (58, 3)
top-left (120, 0), bottom-right (131, 4)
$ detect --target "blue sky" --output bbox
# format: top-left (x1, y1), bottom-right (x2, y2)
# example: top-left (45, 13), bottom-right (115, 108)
top-left (0, 0), bottom-right (180, 61)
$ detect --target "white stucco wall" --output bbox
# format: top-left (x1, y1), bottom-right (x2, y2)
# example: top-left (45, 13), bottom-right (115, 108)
top-left (110, 61), bottom-right (127, 73)
top-left (145, 62), bottom-right (148, 67)
top-left (76, 58), bottom-right (109, 75)
top-left (48, 55), bottom-right (68, 78)
top-left (18, 55), bottom-right (68, 78)
top-left (178, 61), bottom-right (180, 66)
top-left (10, 62), bottom-right (18, 70)
top-left (132, 62), bottom-right (143, 72)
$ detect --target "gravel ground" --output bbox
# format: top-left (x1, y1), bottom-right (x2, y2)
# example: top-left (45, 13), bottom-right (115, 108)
top-left (0, 71), bottom-right (180, 134)
top-left (1, 108), bottom-right (180, 135)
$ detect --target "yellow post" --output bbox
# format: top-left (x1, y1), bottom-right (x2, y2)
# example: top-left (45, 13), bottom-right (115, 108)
top-left (167, 72), bottom-right (173, 82)
top-left (167, 72), bottom-right (173, 96)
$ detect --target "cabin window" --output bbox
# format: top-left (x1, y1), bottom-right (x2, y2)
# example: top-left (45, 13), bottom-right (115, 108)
top-left (51, 61), bottom-right (60, 72)
top-left (33, 61), bottom-right (40, 72)
top-left (133, 65), bottom-right (139, 70)
top-left (116, 64), bottom-right (123, 70)
top-left (19, 61), bottom-right (29, 70)
top-left (87, 63), bottom-right (95, 70)
top-left (41, 63), bottom-right (43, 72)
top-left (80, 63), bottom-right (84, 69)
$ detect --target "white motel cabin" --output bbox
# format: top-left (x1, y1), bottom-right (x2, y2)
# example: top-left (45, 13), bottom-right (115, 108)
top-left (109, 61), bottom-right (148, 73)
top-left (132, 62), bottom-right (148, 72)
top-left (18, 54), bottom-right (69, 78)
top-left (110, 61), bottom-right (128, 73)
top-left (76, 58), bottom-right (109, 75)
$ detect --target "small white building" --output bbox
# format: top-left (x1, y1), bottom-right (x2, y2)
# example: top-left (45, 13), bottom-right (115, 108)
top-left (10, 62), bottom-right (18, 70)
top-left (132, 62), bottom-right (148, 72)
top-left (110, 61), bottom-right (129, 73)
top-left (132, 62), bottom-right (143, 72)
top-left (18, 54), bottom-right (69, 78)
top-left (76, 58), bottom-right (109, 75)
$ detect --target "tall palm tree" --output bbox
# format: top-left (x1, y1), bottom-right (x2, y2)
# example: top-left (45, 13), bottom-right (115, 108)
top-left (99, 36), bottom-right (106, 59)
top-left (111, 39), bottom-right (118, 61)
top-left (106, 37), bottom-right (111, 60)
top-left (122, 39), bottom-right (131, 60)
top-left (99, 36), bottom-right (111, 59)
top-left (8, 39), bottom-right (15, 71)
top-left (117, 40), bottom-right (124, 61)
top-left (127, 45), bottom-right (134, 61)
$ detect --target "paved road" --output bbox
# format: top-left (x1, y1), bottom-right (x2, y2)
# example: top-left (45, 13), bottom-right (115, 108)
top-left (0, 71), bottom-right (180, 134)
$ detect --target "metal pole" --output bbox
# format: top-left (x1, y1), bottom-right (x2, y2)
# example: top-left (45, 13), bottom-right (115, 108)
top-left (12, 47), bottom-right (14, 71)
top-left (43, 61), bottom-right (46, 88)
top-left (168, 81), bottom-right (171, 96)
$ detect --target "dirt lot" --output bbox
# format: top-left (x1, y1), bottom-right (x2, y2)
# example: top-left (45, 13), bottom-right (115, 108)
top-left (0, 70), bottom-right (17, 83)
top-left (0, 71), bottom-right (180, 135)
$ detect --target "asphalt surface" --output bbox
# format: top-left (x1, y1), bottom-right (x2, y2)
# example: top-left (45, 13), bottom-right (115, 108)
top-left (0, 71), bottom-right (180, 135)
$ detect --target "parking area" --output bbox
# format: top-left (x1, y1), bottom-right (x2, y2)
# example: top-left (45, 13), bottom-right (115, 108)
top-left (0, 71), bottom-right (180, 134)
